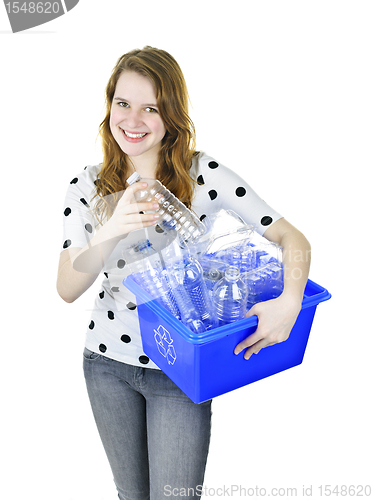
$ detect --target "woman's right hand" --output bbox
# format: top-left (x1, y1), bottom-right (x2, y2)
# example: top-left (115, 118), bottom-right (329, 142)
top-left (104, 182), bottom-right (160, 240)
top-left (57, 182), bottom-right (160, 302)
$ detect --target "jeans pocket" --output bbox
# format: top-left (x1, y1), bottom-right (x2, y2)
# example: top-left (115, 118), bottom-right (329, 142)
top-left (83, 347), bottom-right (101, 361)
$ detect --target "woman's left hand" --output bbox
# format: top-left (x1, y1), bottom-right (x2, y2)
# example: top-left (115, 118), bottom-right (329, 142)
top-left (234, 294), bottom-right (302, 360)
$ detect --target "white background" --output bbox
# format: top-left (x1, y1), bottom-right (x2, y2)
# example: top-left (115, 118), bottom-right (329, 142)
top-left (1, 1), bottom-right (372, 499)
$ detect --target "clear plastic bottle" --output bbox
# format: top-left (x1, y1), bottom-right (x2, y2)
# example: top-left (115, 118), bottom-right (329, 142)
top-left (212, 266), bottom-right (248, 326)
top-left (203, 267), bottom-right (225, 292)
top-left (130, 240), bottom-right (181, 320)
top-left (167, 255), bottom-right (217, 333)
top-left (199, 257), bottom-right (227, 294)
top-left (127, 172), bottom-right (206, 244)
top-left (243, 262), bottom-right (284, 309)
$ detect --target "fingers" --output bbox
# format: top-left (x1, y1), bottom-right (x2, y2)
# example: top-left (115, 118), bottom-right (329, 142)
top-left (246, 304), bottom-right (259, 318)
top-left (234, 327), bottom-right (285, 360)
top-left (128, 201), bottom-right (159, 215)
top-left (118, 181), bottom-right (149, 206)
top-left (234, 334), bottom-right (272, 360)
top-left (120, 209), bottom-right (159, 229)
top-left (234, 304), bottom-right (273, 359)
top-left (244, 338), bottom-right (276, 360)
top-left (120, 200), bottom-right (160, 226)
top-left (234, 330), bottom-right (261, 356)
top-left (117, 182), bottom-right (159, 216)
top-left (234, 297), bottom-right (299, 361)
top-left (107, 199), bottom-right (160, 239)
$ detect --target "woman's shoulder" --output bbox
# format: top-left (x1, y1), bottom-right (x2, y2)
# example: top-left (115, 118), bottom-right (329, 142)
top-left (66, 163), bottom-right (101, 195)
top-left (191, 152), bottom-right (233, 180)
top-left (191, 152), bottom-right (222, 175)
top-left (69, 163), bottom-right (101, 186)
top-left (63, 164), bottom-right (102, 213)
top-left (192, 151), bottom-right (218, 168)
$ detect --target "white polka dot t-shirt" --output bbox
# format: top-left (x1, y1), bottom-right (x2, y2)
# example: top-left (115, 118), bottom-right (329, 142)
top-left (60, 152), bottom-right (282, 369)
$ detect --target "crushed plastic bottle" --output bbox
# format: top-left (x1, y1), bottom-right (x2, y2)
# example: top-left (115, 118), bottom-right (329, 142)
top-left (124, 211), bottom-right (284, 329)
top-left (212, 266), bottom-right (248, 326)
top-left (167, 255), bottom-right (217, 333)
top-left (130, 239), bottom-right (181, 320)
top-left (127, 172), bottom-right (206, 244)
top-left (243, 262), bottom-right (284, 310)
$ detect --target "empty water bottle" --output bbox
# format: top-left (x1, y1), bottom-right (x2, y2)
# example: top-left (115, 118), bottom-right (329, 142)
top-left (130, 240), bottom-right (181, 320)
top-left (199, 258), bottom-right (227, 293)
top-left (127, 172), bottom-right (206, 244)
top-left (203, 267), bottom-right (225, 292)
top-left (213, 266), bottom-right (248, 326)
top-left (167, 255), bottom-right (217, 333)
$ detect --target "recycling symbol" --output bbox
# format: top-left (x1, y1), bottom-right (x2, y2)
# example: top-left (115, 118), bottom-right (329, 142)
top-left (154, 325), bottom-right (177, 365)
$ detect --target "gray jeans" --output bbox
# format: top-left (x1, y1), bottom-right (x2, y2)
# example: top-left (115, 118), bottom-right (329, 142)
top-left (83, 348), bottom-right (212, 500)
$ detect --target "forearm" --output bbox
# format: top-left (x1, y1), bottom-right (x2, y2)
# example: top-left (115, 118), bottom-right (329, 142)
top-left (57, 223), bottom-right (124, 303)
top-left (57, 183), bottom-right (162, 303)
top-left (280, 229), bottom-right (311, 304)
top-left (71, 222), bottom-right (124, 274)
top-left (57, 256), bottom-right (100, 303)
top-left (263, 218), bottom-right (311, 305)
top-left (236, 218), bottom-right (311, 359)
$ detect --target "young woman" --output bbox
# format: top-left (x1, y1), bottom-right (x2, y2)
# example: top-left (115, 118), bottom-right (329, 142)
top-left (57, 46), bottom-right (311, 500)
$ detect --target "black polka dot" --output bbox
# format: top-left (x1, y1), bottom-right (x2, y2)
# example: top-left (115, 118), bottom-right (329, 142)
top-left (155, 225), bottom-right (164, 233)
top-left (261, 216), bottom-right (273, 226)
top-left (63, 239), bottom-right (71, 249)
top-left (121, 334), bottom-right (131, 343)
top-left (85, 223), bottom-right (93, 233)
top-left (99, 291), bottom-right (105, 299)
top-left (235, 187), bottom-right (246, 197)
top-left (197, 175), bottom-right (205, 185)
top-left (108, 311), bottom-right (115, 320)
top-left (126, 302), bottom-right (137, 310)
top-left (80, 198), bottom-right (89, 206)
top-left (117, 259), bottom-right (126, 269)
top-left (208, 190), bottom-right (218, 201)
top-left (104, 272), bottom-right (109, 279)
top-left (99, 344), bottom-right (107, 353)
top-left (111, 287), bottom-right (120, 293)
top-left (139, 355), bottom-right (149, 365)
top-left (200, 214), bottom-right (207, 221)
top-left (64, 207), bottom-right (71, 216)
top-left (70, 177), bottom-right (78, 184)
top-left (208, 161), bottom-right (219, 169)
top-left (89, 320), bottom-right (95, 330)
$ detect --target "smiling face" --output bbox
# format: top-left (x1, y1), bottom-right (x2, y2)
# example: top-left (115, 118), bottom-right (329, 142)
top-left (109, 71), bottom-right (167, 173)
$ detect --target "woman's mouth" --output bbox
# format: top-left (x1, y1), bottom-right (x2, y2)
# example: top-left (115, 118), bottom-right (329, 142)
top-left (121, 129), bottom-right (148, 142)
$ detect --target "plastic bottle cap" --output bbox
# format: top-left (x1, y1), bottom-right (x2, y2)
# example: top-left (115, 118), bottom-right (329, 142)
top-left (127, 172), bottom-right (141, 185)
top-left (225, 266), bottom-right (240, 280)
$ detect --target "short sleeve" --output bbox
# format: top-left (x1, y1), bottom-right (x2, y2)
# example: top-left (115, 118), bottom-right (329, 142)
top-left (192, 154), bottom-right (283, 236)
top-left (60, 166), bottom-right (100, 252)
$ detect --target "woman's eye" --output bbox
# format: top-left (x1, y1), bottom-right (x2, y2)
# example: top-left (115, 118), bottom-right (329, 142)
top-left (118, 101), bottom-right (129, 108)
top-left (145, 107), bottom-right (158, 113)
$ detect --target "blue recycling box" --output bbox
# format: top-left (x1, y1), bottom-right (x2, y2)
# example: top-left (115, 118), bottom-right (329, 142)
top-left (124, 276), bottom-right (331, 404)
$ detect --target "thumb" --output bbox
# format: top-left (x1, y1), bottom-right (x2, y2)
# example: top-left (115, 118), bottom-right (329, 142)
top-left (245, 303), bottom-right (259, 319)
top-left (119, 182), bottom-right (147, 206)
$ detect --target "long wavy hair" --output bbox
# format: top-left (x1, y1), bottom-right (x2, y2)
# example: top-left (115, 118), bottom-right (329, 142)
top-left (93, 46), bottom-right (198, 223)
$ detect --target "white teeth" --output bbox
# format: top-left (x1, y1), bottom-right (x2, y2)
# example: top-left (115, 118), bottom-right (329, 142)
top-left (123, 130), bottom-right (147, 138)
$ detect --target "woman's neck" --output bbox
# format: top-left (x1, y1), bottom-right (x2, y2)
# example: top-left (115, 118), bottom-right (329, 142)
top-left (127, 151), bottom-right (158, 180)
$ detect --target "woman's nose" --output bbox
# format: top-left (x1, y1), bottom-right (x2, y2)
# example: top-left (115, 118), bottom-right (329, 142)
top-left (124, 109), bottom-right (143, 128)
